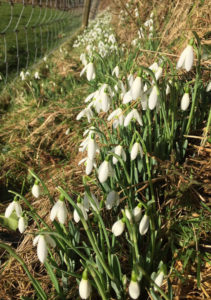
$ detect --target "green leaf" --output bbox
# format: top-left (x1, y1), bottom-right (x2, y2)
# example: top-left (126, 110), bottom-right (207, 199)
top-left (45, 261), bottom-right (61, 294)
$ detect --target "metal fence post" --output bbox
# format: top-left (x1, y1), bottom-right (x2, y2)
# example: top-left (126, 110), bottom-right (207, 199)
top-left (82, 0), bottom-right (92, 28)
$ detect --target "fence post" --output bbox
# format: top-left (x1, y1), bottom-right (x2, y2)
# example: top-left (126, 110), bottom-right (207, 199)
top-left (82, 0), bottom-right (92, 28)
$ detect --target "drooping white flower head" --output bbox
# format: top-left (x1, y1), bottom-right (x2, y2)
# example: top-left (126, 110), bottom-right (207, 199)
top-left (32, 182), bottom-right (41, 198)
top-left (139, 214), bottom-right (149, 235)
top-left (106, 190), bottom-right (120, 210)
top-left (34, 71), bottom-right (40, 79)
top-left (79, 269), bottom-right (91, 299)
top-left (33, 234), bottom-right (56, 263)
top-left (176, 44), bottom-right (194, 72)
top-left (87, 135), bottom-right (97, 161)
top-left (112, 65), bottom-right (120, 78)
top-left (123, 90), bottom-right (133, 104)
top-left (80, 62), bottom-right (96, 81)
top-left (73, 203), bottom-right (88, 223)
top-left (112, 219), bottom-right (125, 236)
top-left (112, 145), bottom-right (126, 164)
top-left (154, 271), bottom-right (164, 292)
top-left (108, 108), bottom-right (124, 128)
top-left (124, 109), bottom-right (143, 127)
top-left (101, 91), bottom-right (111, 112)
top-left (130, 142), bottom-right (143, 160)
top-left (206, 82), bottom-right (211, 92)
top-left (131, 76), bottom-right (143, 100)
top-left (5, 199), bottom-right (22, 218)
top-left (76, 107), bottom-right (94, 123)
top-left (181, 92), bottom-right (190, 111)
top-left (148, 86), bottom-right (159, 110)
top-left (78, 157), bottom-right (96, 175)
top-left (50, 197), bottom-right (68, 224)
top-left (129, 271), bottom-right (140, 299)
top-left (125, 208), bottom-right (132, 222)
top-left (18, 216), bottom-right (27, 233)
top-left (133, 205), bottom-right (142, 222)
top-left (98, 160), bottom-right (114, 183)
top-left (127, 74), bottom-right (134, 88)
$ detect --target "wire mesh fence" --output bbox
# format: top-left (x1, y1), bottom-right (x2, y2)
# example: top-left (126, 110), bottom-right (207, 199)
top-left (0, 0), bottom-right (85, 86)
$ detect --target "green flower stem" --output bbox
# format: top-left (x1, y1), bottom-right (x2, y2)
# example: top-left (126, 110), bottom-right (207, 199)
top-left (88, 266), bottom-right (108, 300)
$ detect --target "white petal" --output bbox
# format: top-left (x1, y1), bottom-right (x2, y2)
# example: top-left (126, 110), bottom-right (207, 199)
top-left (79, 279), bottom-right (91, 299)
top-left (185, 45), bottom-right (194, 72)
top-left (112, 220), bottom-right (125, 236)
top-left (129, 281), bottom-right (140, 299)
top-left (148, 86), bottom-right (158, 110)
top-left (33, 235), bottom-right (40, 246)
top-left (73, 209), bottom-right (80, 223)
top-left (87, 139), bottom-right (96, 161)
top-left (50, 201), bottom-right (60, 222)
top-left (32, 184), bottom-right (40, 198)
top-left (124, 110), bottom-right (134, 127)
top-left (181, 93), bottom-right (190, 111)
top-left (131, 77), bottom-right (142, 100)
top-left (37, 236), bottom-right (48, 263)
top-left (98, 161), bottom-right (109, 183)
top-left (139, 215), bottom-right (149, 235)
top-left (176, 47), bottom-right (187, 69)
top-left (14, 203), bottom-right (22, 217)
top-left (18, 217), bottom-right (26, 233)
top-left (123, 90), bottom-right (133, 104)
top-left (154, 271), bottom-right (164, 291)
top-left (133, 109), bottom-right (143, 126)
top-left (5, 202), bottom-right (15, 218)
top-left (45, 235), bottom-right (56, 248)
top-left (133, 206), bottom-right (142, 222)
top-left (106, 191), bottom-right (119, 210)
top-left (131, 143), bottom-right (139, 160)
top-left (57, 202), bottom-right (68, 224)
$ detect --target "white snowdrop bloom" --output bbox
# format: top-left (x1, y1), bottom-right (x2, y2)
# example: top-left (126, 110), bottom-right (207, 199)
top-left (50, 199), bottom-right (68, 224)
top-left (131, 142), bottom-right (143, 160)
top-left (181, 92), bottom-right (190, 111)
top-left (154, 271), bottom-right (164, 291)
top-left (33, 234), bottom-right (56, 263)
top-left (155, 67), bottom-right (162, 80)
top-left (206, 82), bottom-right (211, 92)
top-left (80, 53), bottom-right (88, 66)
top-left (18, 216), bottom-right (27, 233)
top-left (112, 66), bottom-right (120, 78)
top-left (87, 137), bottom-right (97, 161)
top-left (112, 219), bottom-right (125, 236)
top-left (128, 280), bottom-right (140, 299)
top-left (98, 160), bottom-right (114, 183)
top-left (87, 193), bottom-right (100, 212)
top-left (34, 71), bottom-right (40, 79)
top-left (78, 157), bottom-right (96, 175)
top-left (107, 108), bottom-right (124, 128)
top-left (131, 76), bottom-right (143, 100)
top-left (124, 109), bottom-right (143, 127)
top-left (141, 93), bottom-right (148, 110)
top-left (125, 208), bottom-right (132, 222)
top-left (79, 270), bottom-right (91, 299)
top-left (139, 214), bottom-right (149, 235)
top-left (101, 92), bottom-right (111, 112)
top-left (148, 86), bottom-right (159, 110)
top-left (20, 71), bottom-right (25, 80)
top-left (150, 12), bottom-right (154, 18)
top-left (138, 27), bottom-right (144, 39)
top-left (144, 18), bottom-right (153, 27)
top-left (43, 56), bottom-right (47, 62)
top-left (133, 206), bottom-right (142, 222)
top-left (123, 90), bottom-right (133, 104)
top-left (80, 62), bottom-right (96, 81)
top-left (149, 62), bottom-right (159, 73)
top-left (112, 145), bottom-right (126, 164)
top-left (76, 107), bottom-right (94, 123)
top-left (32, 183), bottom-right (41, 198)
top-left (84, 91), bottom-right (97, 103)
top-left (73, 203), bottom-right (88, 223)
top-left (131, 38), bottom-right (138, 46)
top-left (106, 191), bottom-right (120, 210)
top-left (5, 200), bottom-right (22, 218)
top-left (166, 80), bottom-right (172, 95)
top-left (65, 128), bottom-right (70, 135)
top-left (176, 45), bottom-right (194, 72)
top-left (149, 25), bottom-right (154, 32)
top-left (127, 74), bottom-right (134, 88)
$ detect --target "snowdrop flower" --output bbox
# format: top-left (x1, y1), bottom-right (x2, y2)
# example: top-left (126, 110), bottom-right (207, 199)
top-left (166, 80), bottom-right (172, 95)
top-left (127, 74), bottom-right (134, 88)
top-left (107, 108), bottom-right (124, 128)
top-left (131, 76), bottom-right (143, 100)
top-left (155, 67), bottom-right (162, 81)
top-left (78, 157), bottom-right (96, 175)
top-left (123, 90), bottom-right (133, 104)
top-left (130, 142), bottom-right (143, 160)
top-left (112, 219), bottom-right (125, 236)
top-left (87, 135), bottom-right (97, 161)
top-left (154, 271), bottom-right (164, 291)
top-left (80, 62), bottom-right (96, 81)
top-left (101, 91), bottom-right (111, 112)
top-left (139, 214), bottom-right (149, 235)
top-left (125, 208), bottom-right (132, 222)
top-left (124, 109), bottom-right (143, 127)
top-left (181, 92), bottom-right (190, 111)
top-left (133, 205), bottom-right (142, 222)
top-left (79, 269), bottom-right (91, 299)
top-left (76, 107), bottom-right (94, 123)
top-left (50, 196), bottom-right (68, 224)
top-left (148, 86), bottom-right (159, 110)
top-left (206, 82), bottom-right (211, 92)
top-left (20, 71), bottom-right (25, 80)
top-left (18, 216), bottom-right (27, 233)
top-left (33, 234), bottom-right (56, 263)
top-left (65, 128), bottom-right (70, 135)
top-left (43, 56), bottom-right (47, 62)
top-left (34, 71), bottom-right (40, 79)
top-left (73, 203), bottom-right (88, 223)
top-left (80, 53), bottom-right (88, 66)
top-left (129, 272), bottom-right (140, 299)
top-left (176, 44), bottom-right (194, 72)
top-left (112, 65), bottom-right (120, 78)
top-left (141, 93), bottom-right (148, 110)
top-left (5, 198), bottom-right (22, 218)
top-left (85, 192), bottom-right (100, 212)
top-left (106, 190), bottom-right (120, 210)
top-left (112, 145), bottom-right (126, 164)
top-left (32, 181), bottom-right (41, 198)
top-left (98, 160), bottom-right (114, 183)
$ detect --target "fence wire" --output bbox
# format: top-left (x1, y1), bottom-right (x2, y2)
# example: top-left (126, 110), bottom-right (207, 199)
top-left (0, 0), bottom-right (84, 84)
